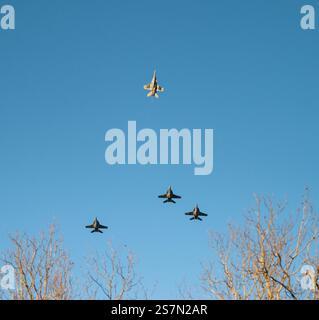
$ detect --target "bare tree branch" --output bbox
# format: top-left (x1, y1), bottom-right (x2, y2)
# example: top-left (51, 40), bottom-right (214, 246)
top-left (202, 191), bottom-right (319, 300)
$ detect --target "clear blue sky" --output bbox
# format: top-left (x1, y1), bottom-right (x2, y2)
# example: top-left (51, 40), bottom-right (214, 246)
top-left (0, 0), bottom-right (318, 299)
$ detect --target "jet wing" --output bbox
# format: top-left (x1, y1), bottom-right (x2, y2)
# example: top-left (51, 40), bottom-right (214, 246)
top-left (172, 194), bottom-right (181, 199)
top-left (158, 194), bottom-right (167, 198)
top-left (99, 225), bottom-right (108, 229)
top-left (199, 212), bottom-right (208, 217)
top-left (85, 224), bottom-right (94, 229)
top-left (185, 212), bottom-right (193, 216)
top-left (144, 83), bottom-right (151, 90)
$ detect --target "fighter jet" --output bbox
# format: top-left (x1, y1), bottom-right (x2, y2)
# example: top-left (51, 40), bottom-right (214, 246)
top-left (158, 186), bottom-right (181, 204)
top-left (85, 217), bottom-right (108, 233)
top-left (185, 205), bottom-right (208, 221)
top-left (144, 70), bottom-right (164, 98)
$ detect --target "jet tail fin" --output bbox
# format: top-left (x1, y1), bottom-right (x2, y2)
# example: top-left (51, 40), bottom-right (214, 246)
top-left (91, 229), bottom-right (103, 234)
top-left (164, 199), bottom-right (176, 204)
top-left (190, 217), bottom-right (195, 221)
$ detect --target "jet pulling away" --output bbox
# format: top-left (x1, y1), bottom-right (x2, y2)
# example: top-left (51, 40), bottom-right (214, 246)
top-left (144, 71), bottom-right (164, 98)
top-left (85, 217), bottom-right (108, 233)
top-left (158, 186), bottom-right (181, 204)
top-left (185, 205), bottom-right (208, 221)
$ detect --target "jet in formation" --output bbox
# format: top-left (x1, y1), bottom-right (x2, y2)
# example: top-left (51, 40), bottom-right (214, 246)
top-left (144, 71), bottom-right (164, 98)
top-left (185, 205), bottom-right (208, 221)
top-left (158, 186), bottom-right (181, 204)
top-left (85, 217), bottom-right (108, 233)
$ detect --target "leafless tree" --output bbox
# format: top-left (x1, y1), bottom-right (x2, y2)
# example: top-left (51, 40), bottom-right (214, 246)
top-left (84, 242), bottom-right (145, 300)
top-left (202, 192), bottom-right (319, 300)
top-left (0, 225), bottom-right (74, 300)
top-left (178, 279), bottom-right (199, 300)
